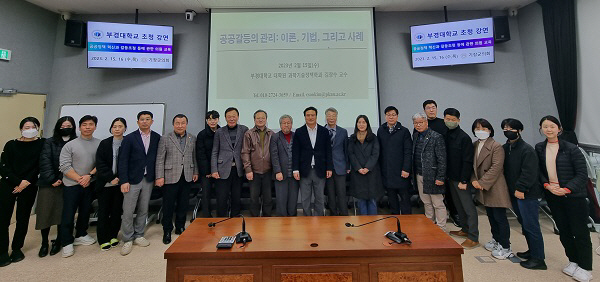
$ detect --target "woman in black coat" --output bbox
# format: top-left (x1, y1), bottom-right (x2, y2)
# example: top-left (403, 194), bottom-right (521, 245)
top-left (36, 116), bottom-right (77, 257)
top-left (0, 117), bottom-right (44, 267)
top-left (377, 106), bottom-right (413, 215)
top-left (535, 116), bottom-right (592, 281)
top-left (348, 115), bottom-right (384, 215)
top-left (95, 118), bottom-right (127, 251)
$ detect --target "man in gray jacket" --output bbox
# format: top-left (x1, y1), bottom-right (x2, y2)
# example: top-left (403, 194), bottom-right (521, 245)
top-left (412, 113), bottom-right (447, 232)
top-left (324, 108), bottom-right (349, 216)
top-left (155, 114), bottom-right (198, 244)
top-left (211, 107), bottom-right (249, 217)
top-left (270, 115), bottom-right (298, 216)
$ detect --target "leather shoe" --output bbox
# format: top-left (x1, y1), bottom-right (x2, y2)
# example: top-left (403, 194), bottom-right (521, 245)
top-left (49, 240), bottom-right (61, 256)
top-left (449, 230), bottom-right (468, 238)
top-left (517, 250), bottom-right (531, 260)
top-left (520, 258), bottom-right (547, 270)
top-left (461, 239), bottom-right (480, 249)
top-left (175, 227), bottom-right (185, 235)
top-left (163, 232), bottom-right (172, 244)
top-left (9, 249), bottom-right (25, 263)
top-left (39, 244), bottom-right (49, 258)
top-left (0, 253), bottom-right (11, 267)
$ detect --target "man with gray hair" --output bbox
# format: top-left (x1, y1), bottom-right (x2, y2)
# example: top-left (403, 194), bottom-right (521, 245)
top-left (270, 115), bottom-right (298, 216)
top-left (412, 113), bottom-right (448, 232)
top-left (324, 107), bottom-right (349, 216)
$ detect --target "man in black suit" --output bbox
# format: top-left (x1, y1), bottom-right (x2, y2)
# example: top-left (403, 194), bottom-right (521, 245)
top-left (118, 111), bottom-right (161, 256)
top-left (292, 107), bottom-right (333, 216)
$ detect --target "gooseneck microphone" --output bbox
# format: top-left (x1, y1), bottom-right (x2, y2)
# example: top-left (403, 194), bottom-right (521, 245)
top-left (208, 214), bottom-right (252, 244)
top-left (345, 216), bottom-right (411, 244)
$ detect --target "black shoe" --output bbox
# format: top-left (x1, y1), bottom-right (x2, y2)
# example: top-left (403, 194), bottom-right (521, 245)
top-left (520, 258), bottom-right (547, 270)
top-left (516, 250), bottom-right (531, 260)
top-left (49, 240), bottom-right (61, 256)
top-left (0, 253), bottom-right (10, 267)
top-left (9, 249), bottom-right (24, 263)
top-left (175, 227), bottom-right (185, 235)
top-left (163, 232), bottom-right (172, 244)
top-left (38, 243), bottom-right (49, 258)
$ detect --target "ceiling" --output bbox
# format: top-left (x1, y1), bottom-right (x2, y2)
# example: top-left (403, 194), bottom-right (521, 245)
top-left (25, 0), bottom-right (537, 14)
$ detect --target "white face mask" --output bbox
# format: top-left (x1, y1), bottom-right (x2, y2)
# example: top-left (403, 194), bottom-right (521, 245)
top-left (22, 128), bottom-right (39, 138)
top-left (474, 130), bottom-right (490, 140)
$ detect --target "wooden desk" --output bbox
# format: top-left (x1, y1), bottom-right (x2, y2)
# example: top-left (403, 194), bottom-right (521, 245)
top-left (165, 215), bottom-right (463, 282)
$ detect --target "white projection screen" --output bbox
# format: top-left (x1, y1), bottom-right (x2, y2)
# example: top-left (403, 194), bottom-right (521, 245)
top-left (207, 8), bottom-right (380, 131)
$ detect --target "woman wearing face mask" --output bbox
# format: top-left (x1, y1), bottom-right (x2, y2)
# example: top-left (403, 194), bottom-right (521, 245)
top-left (501, 118), bottom-right (546, 270)
top-left (95, 117), bottom-right (127, 251)
top-left (535, 116), bottom-right (592, 281)
top-left (36, 116), bottom-right (77, 258)
top-left (348, 115), bottom-right (384, 215)
top-left (470, 118), bottom-right (512, 260)
top-left (0, 117), bottom-right (45, 267)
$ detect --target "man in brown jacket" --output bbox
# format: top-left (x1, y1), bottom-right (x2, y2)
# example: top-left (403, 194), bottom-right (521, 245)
top-left (242, 110), bottom-right (274, 216)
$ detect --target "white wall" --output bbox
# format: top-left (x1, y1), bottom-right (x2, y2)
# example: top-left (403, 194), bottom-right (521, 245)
top-left (575, 0), bottom-right (600, 148)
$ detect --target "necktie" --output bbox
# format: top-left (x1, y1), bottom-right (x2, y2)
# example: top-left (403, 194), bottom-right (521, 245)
top-left (329, 128), bottom-right (335, 146)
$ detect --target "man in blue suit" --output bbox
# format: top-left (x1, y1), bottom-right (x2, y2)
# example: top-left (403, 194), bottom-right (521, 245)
top-left (118, 111), bottom-right (161, 256)
top-left (292, 107), bottom-right (333, 216)
top-left (324, 108), bottom-right (349, 216)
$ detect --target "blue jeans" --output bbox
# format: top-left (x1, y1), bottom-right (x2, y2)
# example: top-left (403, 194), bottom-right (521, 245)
top-left (358, 199), bottom-right (377, 215)
top-left (511, 196), bottom-right (545, 260)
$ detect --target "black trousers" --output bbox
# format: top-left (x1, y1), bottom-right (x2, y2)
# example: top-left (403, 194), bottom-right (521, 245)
top-left (162, 174), bottom-right (191, 233)
top-left (444, 182), bottom-right (458, 217)
top-left (0, 181), bottom-right (38, 254)
top-left (386, 187), bottom-right (412, 215)
top-left (96, 184), bottom-right (123, 245)
top-left (249, 171), bottom-right (273, 217)
top-left (60, 184), bottom-right (94, 247)
top-left (216, 167), bottom-right (242, 217)
top-left (485, 207), bottom-right (510, 249)
top-left (546, 195), bottom-right (593, 270)
top-left (326, 172), bottom-right (348, 216)
top-left (200, 176), bottom-right (215, 217)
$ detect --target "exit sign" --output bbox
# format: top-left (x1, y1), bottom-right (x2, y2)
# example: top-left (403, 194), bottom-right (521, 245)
top-left (0, 49), bottom-right (11, 61)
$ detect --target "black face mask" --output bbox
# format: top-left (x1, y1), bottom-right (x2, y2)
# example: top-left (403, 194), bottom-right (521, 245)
top-left (59, 128), bottom-right (74, 136)
top-left (504, 130), bottom-right (519, 141)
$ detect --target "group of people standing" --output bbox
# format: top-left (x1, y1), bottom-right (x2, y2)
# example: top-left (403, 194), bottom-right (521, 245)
top-left (0, 101), bottom-right (594, 281)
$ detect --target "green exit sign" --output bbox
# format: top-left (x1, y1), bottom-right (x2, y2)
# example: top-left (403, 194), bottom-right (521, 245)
top-left (0, 49), bottom-right (11, 61)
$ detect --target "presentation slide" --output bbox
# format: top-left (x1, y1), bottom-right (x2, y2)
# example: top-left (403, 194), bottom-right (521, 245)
top-left (411, 18), bottom-right (494, 68)
top-left (87, 22), bottom-right (173, 69)
top-left (208, 9), bottom-right (380, 131)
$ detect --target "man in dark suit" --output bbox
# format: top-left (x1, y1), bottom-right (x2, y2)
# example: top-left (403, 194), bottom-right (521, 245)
top-left (292, 107), bottom-right (333, 216)
top-left (195, 110), bottom-right (220, 218)
top-left (118, 111), bottom-right (161, 256)
top-left (211, 107), bottom-right (249, 217)
top-left (324, 107), bottom-right (349, 216)
top-left (155, 114), bottom-right (198, 244)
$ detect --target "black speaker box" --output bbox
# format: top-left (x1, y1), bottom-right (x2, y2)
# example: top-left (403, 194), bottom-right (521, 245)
top-left (493, 16), bottom-right (510, 43)
top-left (64, 20), bottom-right (86, 48)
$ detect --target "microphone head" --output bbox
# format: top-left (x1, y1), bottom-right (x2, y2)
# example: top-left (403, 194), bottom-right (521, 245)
top-left (345, 222), bottom-right (353, 227)
top-left (208, 222), bottom-right (215, 227)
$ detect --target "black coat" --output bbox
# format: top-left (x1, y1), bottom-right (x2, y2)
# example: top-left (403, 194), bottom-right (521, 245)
top-left (292, 124), bottom-right (333, 178)
top-left (503, 138), bottom-right (542, 199)
top-left (38, 137), bottom-right (73, 186)
top-left (412, 129), bottom-right (446, 194)
top-left (96, 136), bottom-right (119, 185)
top-left (535, 139), bottom-right (588, 198)
top-left (445, 126), bottom-right (473, 183)
top-left (377, 122), bottom-right (413, 190)
top-left (348, 133), bottom-right (384, 200)
top-left (196, 126), bottom-right (219, 176)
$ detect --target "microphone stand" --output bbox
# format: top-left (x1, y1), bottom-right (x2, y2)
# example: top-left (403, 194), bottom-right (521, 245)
top-left (345, 216), bottom-right (411, 245)
top-left (208, 215), bottom-right (252, 244)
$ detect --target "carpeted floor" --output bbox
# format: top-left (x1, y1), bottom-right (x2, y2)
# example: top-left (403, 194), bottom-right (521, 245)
top-left (2, 206), bottom-right (599, 281)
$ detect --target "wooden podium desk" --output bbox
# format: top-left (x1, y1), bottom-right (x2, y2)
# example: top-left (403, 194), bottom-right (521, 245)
top-left (165, 215), bottom-right (463, 282)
